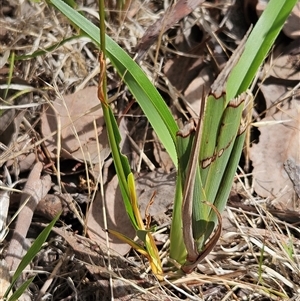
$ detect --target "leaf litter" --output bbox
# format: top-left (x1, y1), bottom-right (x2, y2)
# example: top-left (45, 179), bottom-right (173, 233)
top-left (250, 101), bottom-right (300, 218)
top-left (0, 0), bottom-right (299, 300)
top-left (41, 85), bottom-right (110, 164)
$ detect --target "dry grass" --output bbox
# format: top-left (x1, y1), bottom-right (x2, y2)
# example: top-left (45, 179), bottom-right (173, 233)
top-left (0, 0), bottom-right (299, 300)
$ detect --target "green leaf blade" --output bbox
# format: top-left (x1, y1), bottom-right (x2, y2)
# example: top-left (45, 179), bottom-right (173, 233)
top-left (199, 93), bottom-right (226, 186)
top-left (4, 213), bottom-right (61, 298)
top-left (227, 0), bottom-right (298, 100)
top-left (203, 95), bottom-right (245, 204)
top-left (210, 129), bottom-right (246, 223)
top-left (50, 0), bottom-right (179, 166)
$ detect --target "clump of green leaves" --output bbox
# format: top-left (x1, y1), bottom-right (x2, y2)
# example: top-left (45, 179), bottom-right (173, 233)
top-left (50, 0), bottom-right (297, 278)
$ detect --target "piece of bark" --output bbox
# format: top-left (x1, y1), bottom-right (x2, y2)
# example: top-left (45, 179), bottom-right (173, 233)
top-left (5, 162), bottom-right (51, 272)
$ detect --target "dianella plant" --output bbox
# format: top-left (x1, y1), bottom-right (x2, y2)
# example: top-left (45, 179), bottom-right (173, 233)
top-left (51, 0), bottom-right (297, 279)
top-left (169, 0), bottom-right (297, 271)
top-left (170, 30), bottom-right (252, 272)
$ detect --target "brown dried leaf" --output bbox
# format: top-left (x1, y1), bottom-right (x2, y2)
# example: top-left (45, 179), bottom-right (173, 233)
top-left (163, 26), bottom-right (207, 94)
top-left (152, 131), bottom-right (174, 173)
top-left (250, 102), bottom-right (300, 211)
top-left (136, 169), bottom-right (176, 225)
top-left (164, 53), bottom-right (206, 94)
top-left (87, 175), bottom-right (135, 256)
top-left (282, 2), bottom-right (300, 39)
top-left (259, 81), bottom-right (289, 117)
top-left (87, 169), bottom-right (176, 254)
top-left (265, 38), bottom-right (300, 81)
top-left (5, 162), bottom-right (52, 271)
top-left (0, 260), bottom-right (11, 299)
top-left (284, 158), bottom-right (300, 198)
top-left (41, 86), bottom-right (110, 164)
top-left (5, 149), bottom-right (36, 174)
top-left (184, 65), bottom-right (215, 117)
top-left (136, 0), bottom-right (205, 60)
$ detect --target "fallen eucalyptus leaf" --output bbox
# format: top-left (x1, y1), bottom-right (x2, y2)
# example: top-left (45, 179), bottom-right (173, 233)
top-left (41, 86), bottom-right (110, 164)
top-left (250, 102), bottom-right (300, 210)
top-left (87, 175), bottom-right (135, 256)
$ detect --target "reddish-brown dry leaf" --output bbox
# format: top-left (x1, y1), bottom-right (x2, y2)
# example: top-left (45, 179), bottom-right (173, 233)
top-left (265, 38), bottom-right (300, 81)
top-left (41, 86), bottom-right (110, 164)
top-left (5, 162), bottom-right (52, 271)
top-left (184, 65), bottom-right (215, 118)
top-left (164, 52), bottom-right (206, 94)
top-left (152, 131), bottom-right (174, 173)
top-left (5, 148), bottom-right (36, 174)
top-left (259, 82), bottom-right (289, 117)
top-left (87, 170), bottom-right (176, 254)
top-left (282, 2), bottom-right (300, 39)
top-left (87, 175), bottom-right (135, 256)
top-left (136, 0), bottom-right (205, 60)
top-left (0, 260), bottom-right (11, 299)
top-left (250, 102), bottom-right (300, 212)
top-left (135, 169), bottom-right (176, 225)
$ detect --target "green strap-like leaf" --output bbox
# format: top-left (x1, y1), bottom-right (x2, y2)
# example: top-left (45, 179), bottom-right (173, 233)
top-left (172, 0), bottom-right (297, 267)
top-left (50, 0), bottom-right (179, 167)
top-left (8, 277), bottom-right (35, 301)
top-left (202, 95), bottom-right (245, 206)
top-left (4, 212), bottom-right (61, 298)
top-left (227, 0), bottom-right (298, 100)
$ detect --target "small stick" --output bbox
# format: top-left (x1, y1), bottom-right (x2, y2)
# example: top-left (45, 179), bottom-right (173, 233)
top-left (5, 162), bottom-right (51, 272)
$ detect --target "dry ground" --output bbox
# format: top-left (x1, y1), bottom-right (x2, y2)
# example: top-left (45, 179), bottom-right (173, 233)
top-left (0, 0), bottom-right (299, 300)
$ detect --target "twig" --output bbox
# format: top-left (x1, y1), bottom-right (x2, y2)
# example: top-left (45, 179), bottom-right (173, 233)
top-left (5, 162), bottom-right (51, 272)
